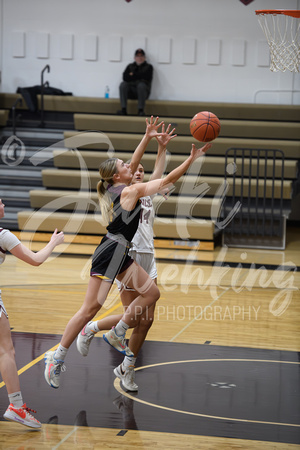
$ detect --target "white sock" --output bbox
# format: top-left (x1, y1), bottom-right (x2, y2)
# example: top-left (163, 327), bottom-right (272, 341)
top-left (123, 355), bottom-right (136, 369)
top-left (86, 321), bottom-right (100, 333)
top-left (114, 320), bottom-right (129, 336)
top-left (8, 391), bottom-right (23, 408)
top-left (54, 344), bottom-right (68, 362)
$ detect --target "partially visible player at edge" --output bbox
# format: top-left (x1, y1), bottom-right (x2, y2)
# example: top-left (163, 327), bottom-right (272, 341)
top-left (0, 199), bottom-right (64, 429)
top-left (44, 115), bottom-right (211, 390)
top-left (76, 123), bottom-right (176, 391)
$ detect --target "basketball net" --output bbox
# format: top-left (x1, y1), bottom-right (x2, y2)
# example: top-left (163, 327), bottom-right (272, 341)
top-left (255, 10), bottom-right (300, 73)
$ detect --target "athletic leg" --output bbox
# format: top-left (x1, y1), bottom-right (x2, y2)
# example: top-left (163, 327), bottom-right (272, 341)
top-left (0, 314), bottom-right (20, 395)
top-left (127, 299), bottom-right (155, 356)
top-left (102, 262), bottom-right (159, 356)
top-left (45, 276), bottom-right (112, 388)
top-left (116, 261), bottom-right (160, 327)
top-left (0, 313), bottom-right (41, 428)
top-left (77, 260), bottom-right (159, 357)
top-left (61, 277), bottom-right (111, 348)
top-left (110, 278), bottom-right (156, 391)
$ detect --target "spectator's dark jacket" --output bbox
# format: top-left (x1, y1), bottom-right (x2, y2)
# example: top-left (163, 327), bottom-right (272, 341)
top-left (123, 61), bottom-right (153, 88)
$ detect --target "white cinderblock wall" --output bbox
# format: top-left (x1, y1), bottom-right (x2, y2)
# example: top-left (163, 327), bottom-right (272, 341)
top-left (0, 0), bottom-right (299, 105)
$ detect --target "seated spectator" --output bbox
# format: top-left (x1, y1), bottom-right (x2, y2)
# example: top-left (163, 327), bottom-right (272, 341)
top-left (118, 49), bottom-right (153, 116)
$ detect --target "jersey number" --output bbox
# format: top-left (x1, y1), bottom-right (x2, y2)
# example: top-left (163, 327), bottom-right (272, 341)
top-left (140, 209), bottom-right (151, 224)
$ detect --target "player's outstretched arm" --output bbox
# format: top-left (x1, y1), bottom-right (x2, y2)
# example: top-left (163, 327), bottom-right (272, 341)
top-left (123, 142), bottom-right (212, 207)
top-left (10, 228), bottom-right (64, 266)
top-left (150, 123), bottom-right (177, 181)
top-left (130, 116), bottom-right (164, 175)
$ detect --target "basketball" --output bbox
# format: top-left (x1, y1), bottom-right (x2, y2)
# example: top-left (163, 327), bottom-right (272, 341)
top-left (190, 111), bottom-right (221, 142)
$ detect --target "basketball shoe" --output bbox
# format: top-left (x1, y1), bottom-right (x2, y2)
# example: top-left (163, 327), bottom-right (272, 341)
top-left (44, 350), bottom-right (66, 389)
top-left (76, 321), bottom-right (96, 356)
top-left (114, 364), bottom-right (138, 391)
top-left (103, 327), bottom-right (134, 356)
top-left (4, 403), bottom-right (41, 429)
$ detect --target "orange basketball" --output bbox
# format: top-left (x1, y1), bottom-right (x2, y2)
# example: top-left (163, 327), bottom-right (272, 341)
top-left (190, 111), bottom-right (221, 142)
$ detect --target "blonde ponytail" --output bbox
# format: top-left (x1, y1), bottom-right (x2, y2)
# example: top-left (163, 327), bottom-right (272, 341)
top-left (97, 158), bottom-right (118, 224)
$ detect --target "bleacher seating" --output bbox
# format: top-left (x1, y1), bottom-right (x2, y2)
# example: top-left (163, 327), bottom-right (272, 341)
top-left (0, 110), bottom-right (9, 127)
top-left (1, 93), bottom-right (298, 253)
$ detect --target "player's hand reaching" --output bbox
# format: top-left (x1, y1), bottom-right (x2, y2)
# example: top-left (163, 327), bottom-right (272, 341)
top-left (50, 228), bottom-right (65, 247)
top-left (190, 142), bottom-right (212, 161)
top-left (145, 116), bottom-right (164, 139)
top-left (155, 123), bottom-right (177, 148)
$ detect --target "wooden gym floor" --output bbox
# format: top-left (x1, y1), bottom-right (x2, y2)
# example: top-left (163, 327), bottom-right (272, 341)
top-left (0, 227), bottom-right (299, 449)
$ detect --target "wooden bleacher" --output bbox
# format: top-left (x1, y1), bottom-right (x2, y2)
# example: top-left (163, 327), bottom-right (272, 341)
top-left (73, 113), bottom-right (300, 140)
top-left (50, 150), bottom-right (298, 178)
top-left (1, 93), bottom-right (297, 254)
top-left (36, 95), bottom-right (300, 121)
top-left (1, 92), bottom-right (300, 120)
top-left (0, 110), bottom-right (9, 127)
top-left (0, 93), bottom-right (27, 110)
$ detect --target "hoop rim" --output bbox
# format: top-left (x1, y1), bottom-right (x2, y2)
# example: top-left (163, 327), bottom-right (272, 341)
top-left (255, 10), bottom-right (300, 18)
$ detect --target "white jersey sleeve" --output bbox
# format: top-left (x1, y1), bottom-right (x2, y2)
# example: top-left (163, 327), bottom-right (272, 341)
top-left (131, 196), bottom-right (155, 253)
top-left (0, 229), bottom-right (21, 265)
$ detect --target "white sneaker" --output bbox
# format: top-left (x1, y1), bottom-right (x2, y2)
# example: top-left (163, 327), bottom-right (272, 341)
top-left (4, 403), bottom-right (41, 429)
top-left (44, 350), bottom-right (66, 389)
top-left (76, 321), bottom-right (96, 356)
top-left (103, 327), bottom-right (133, 356)
top-left (114, 364), bottom-right (138, 391)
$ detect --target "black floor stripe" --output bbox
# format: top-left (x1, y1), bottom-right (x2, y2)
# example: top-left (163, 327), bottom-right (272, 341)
top-left (156, 258), bottom-right (299, 272)
top-left (117, 430), bottom-right (128, 436)
top-left (0, 333), bottom-right (299, 445)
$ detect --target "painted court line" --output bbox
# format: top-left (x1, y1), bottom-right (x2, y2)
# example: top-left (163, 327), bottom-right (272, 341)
top-left (170, 287), bottom-right (230, 342)
top-left (114, 359), bottom-right (300, 428)
top-left (170, 268), bottom-right (250, 342)
top-left (0, 302), bottom-right (122, 389)
top-left (52, 426), bottom-right (78, 449)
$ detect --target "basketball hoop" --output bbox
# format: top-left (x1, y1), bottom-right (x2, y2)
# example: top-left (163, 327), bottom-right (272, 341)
top-left (255, 10), bottom-right (300, 72)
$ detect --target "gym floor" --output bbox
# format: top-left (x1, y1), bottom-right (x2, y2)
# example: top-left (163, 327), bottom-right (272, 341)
top-left (0, 230), bottom-right (299, 448)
